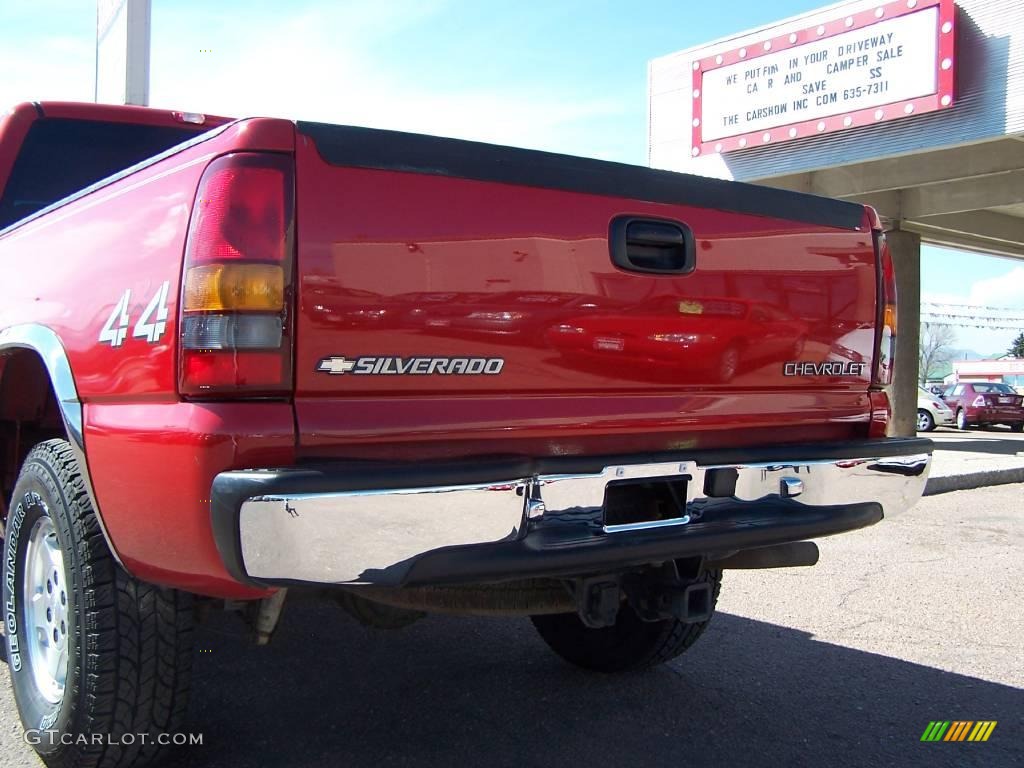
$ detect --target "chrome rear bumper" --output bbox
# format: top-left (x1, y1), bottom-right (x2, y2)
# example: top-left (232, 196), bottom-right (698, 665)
top-left (211, 440), bottom-right (931, 588)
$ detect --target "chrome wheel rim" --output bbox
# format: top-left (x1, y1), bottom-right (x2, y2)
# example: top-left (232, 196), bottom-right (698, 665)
top-left (957, 410), bottom-right (966, 429)
top-left (23, 515), bottom-right (69, 705)
top-left (917, 411), bottom-right (930, 431)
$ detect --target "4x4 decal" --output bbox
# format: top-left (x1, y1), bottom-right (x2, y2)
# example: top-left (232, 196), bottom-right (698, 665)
top-left (98, 282), bottom-right (170, 347)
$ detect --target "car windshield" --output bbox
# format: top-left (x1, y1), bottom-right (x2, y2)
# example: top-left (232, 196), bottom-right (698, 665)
top-left (972, 383), bottom-right (1015, 394)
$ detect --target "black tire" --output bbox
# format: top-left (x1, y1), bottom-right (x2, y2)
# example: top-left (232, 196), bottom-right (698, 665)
top-left (530, 569), bottom-right (722, 673)
top-left (916, 409), bottom-right (935, 432)
top-left (3, 440), bottom-right (193, 768)
top-left (717, 345), bottom-right (740, 383)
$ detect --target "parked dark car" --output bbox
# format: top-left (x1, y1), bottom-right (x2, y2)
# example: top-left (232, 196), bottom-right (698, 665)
top-left (941, 382), bottom-right (1024, 431)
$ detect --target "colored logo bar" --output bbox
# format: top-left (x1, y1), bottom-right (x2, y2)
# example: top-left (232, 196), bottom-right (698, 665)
top-left (920, 721), bottom-right (997, 742)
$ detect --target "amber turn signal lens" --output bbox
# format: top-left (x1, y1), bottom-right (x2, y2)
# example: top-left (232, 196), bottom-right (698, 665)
top-left (183, 263), bottom-right (284, 312)
top-left (883, 304), bottom-right (897, 332)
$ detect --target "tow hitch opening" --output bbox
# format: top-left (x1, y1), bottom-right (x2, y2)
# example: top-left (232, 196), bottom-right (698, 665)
top-left (570, 559), bottom-right (716, 629)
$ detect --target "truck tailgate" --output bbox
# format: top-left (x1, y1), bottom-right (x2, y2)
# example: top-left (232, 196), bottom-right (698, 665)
top-left (292, 123), bottom-right (878, 460)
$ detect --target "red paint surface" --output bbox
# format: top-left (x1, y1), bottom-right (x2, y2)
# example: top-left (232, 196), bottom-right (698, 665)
top-left (84, 403), bottom-right (294, 598)
top-left (294, 139), bottom-right (878, 461)
top-left (1, 103), bottom-right (883, 597)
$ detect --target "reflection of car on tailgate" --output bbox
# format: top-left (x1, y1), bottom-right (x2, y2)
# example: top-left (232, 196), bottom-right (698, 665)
top-left (942, 382), bottom-right (1024, 431)
top-left (545, 296), bottom-right (809, 382)
top-left (404, 291), bottom-right (574, 338)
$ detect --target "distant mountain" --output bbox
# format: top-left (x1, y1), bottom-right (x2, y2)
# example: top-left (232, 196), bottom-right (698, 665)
top-left (947, 349), bottom-right (978, 361)
top-left (946, 349), bottom-right (1004, 361)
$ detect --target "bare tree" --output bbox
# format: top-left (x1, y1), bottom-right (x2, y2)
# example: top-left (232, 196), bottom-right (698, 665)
top-left (919, 323), bottom-right (957, 385)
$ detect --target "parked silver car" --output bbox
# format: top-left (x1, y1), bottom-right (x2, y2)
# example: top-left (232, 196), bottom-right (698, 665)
top-left (918, 387), bottom-right (955, 431)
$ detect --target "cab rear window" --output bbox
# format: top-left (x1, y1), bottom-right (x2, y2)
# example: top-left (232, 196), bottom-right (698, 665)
top-left (0, 118), bottom-right (202, 230)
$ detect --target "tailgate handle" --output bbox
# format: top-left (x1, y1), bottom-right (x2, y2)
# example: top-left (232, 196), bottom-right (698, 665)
top-left (610, 217), bottom-right (696, 275)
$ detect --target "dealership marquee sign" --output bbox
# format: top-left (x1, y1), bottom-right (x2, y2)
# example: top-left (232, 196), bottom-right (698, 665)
top-left (691, 0), bottom-right (955, 155)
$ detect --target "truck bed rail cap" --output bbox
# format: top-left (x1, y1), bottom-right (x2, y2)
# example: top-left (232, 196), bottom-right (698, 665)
top-left (296, 121), bottom-right (866, 231)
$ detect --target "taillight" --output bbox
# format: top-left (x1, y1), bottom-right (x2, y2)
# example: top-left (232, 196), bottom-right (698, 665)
top-left (972, 395), bottom-right (986, 407)
top-left (874, 231), bottom-right (897, 387)
top-left (179, 153), bottom-right (294, 397)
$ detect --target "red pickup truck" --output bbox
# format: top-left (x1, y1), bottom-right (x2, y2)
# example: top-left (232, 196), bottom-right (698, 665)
top-left (0, 102), bottom-right (930, 767)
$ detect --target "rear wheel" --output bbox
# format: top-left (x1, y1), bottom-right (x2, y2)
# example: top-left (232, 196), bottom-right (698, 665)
top-left (917, 409), bottom-right (935, 432)
top-left (717, 345), bottom-right (740, 383)
top-left (530, 569), bottom-right (721, 673)
top-left (956, 408), bottom-right (969, 430)
top-left (3, 440), bottom-right (194, 768)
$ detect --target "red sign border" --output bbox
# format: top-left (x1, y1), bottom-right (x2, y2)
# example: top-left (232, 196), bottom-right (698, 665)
top-left (691, 0), bottom-right (956, 156)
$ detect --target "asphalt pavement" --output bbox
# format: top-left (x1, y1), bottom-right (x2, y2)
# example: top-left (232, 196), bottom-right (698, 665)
top-left (2, 483), bottom-right (1021, 768)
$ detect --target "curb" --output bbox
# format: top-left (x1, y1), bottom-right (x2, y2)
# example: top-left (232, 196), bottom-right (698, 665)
top-left (923, 466), bottom-right (1024, 496)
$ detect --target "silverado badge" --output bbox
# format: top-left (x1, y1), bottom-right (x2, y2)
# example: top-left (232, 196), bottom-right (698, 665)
top-left (316, 355), bottom-right (504, 375)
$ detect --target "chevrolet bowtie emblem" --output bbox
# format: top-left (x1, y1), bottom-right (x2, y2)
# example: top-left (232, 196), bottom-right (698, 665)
top-left (317, 356), bottom-right (356, 374)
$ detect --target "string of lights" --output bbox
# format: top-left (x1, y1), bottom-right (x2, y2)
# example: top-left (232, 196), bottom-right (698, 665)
top-left (922, 301), bottom-right (1024, 313)
top-left (920, 300), bottom-right (1024, 331)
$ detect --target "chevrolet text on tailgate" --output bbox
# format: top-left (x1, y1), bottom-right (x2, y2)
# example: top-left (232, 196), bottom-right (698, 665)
top-left (0, 101), bottom-right (931, 767)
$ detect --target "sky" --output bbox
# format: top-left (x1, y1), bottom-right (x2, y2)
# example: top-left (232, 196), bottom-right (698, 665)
top-left (920, 247), bottom-right (1024, 356)
top-left (1, 0), bottom-right (1022, 355)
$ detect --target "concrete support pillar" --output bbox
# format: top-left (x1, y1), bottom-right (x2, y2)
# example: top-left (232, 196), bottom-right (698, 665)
top-left (887, 229), bottom-right (921, 437)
